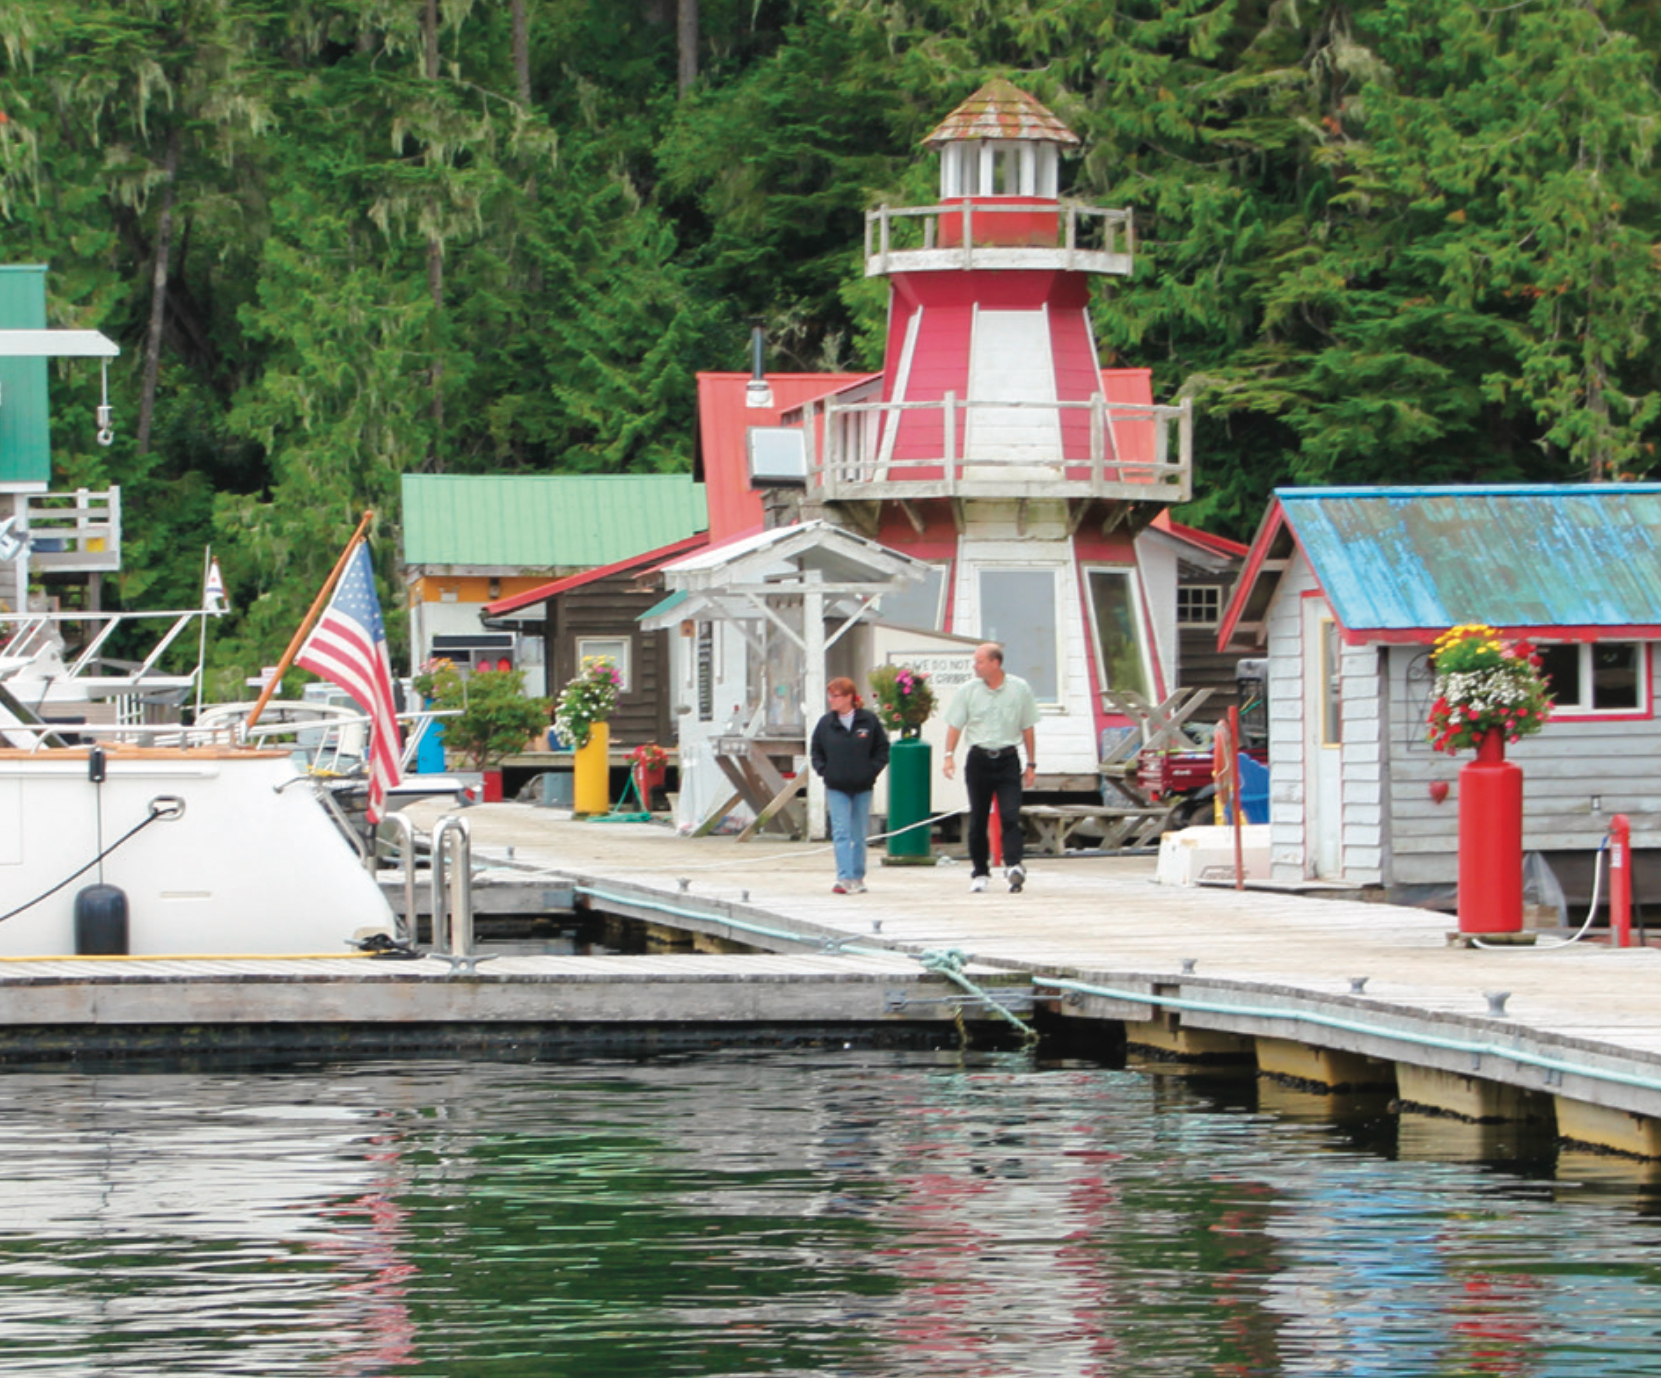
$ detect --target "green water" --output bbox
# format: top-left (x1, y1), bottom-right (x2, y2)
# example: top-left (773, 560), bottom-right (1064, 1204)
top-left (2, 1050), bottom-right (1660, 1376)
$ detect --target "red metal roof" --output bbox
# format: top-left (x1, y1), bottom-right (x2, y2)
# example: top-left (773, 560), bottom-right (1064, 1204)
top-left (482, 531), bottom-right (710, 616)
top-left (923, 78), bottom-right (1080, 149)
top-left (695, 372), bottom-right (871, 542)
top-left (1151, 511), bottom-right (1249, 559)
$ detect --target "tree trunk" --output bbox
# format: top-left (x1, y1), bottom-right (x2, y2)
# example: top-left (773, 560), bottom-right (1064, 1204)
top-left (511, 0), bottom-right (530, 103)
top-left (677, 0), bottom-right (698, 95)
top-left (136, 125), bottom-right (180, 457)
top-left (423, 0), bottom-right (444, 461)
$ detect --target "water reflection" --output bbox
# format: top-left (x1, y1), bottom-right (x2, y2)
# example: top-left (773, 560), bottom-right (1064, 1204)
top-left (0, 1054), bottom-right (1658, 1374)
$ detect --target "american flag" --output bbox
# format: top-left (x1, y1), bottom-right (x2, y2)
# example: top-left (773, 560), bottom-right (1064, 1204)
top-left (296, 543), bottom-right (403, 821)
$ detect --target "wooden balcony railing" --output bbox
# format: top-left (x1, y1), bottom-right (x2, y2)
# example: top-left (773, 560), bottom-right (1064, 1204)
top-left (864, 200), bottom-right (1135, 277)
top-left (798, 393), bottom-right (1192, 505)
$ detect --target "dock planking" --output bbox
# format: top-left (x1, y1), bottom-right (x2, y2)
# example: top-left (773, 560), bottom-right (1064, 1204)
top-left (385, 804), bottom-right (1661, 1144)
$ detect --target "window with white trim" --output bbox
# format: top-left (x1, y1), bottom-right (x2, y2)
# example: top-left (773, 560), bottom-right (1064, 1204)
top-left (979, 568), bottom-right (1060, 702)
top-left (576, 637), bottom-right (630, 694)
top-left (1538, 642), bottom-right (1645, 713)
top-left (1176, 584), bottom-right (1223, 627)
top-left (1084, 567), bottom-right (1152, 701)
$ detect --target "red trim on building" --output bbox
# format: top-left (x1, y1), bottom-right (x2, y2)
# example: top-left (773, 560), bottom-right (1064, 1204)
top-left (483, 531), bottom-right (711, 616)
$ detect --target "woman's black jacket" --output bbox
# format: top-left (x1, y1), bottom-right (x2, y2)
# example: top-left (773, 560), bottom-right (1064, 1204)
top-left (810, 708), bottom-right (891, 794)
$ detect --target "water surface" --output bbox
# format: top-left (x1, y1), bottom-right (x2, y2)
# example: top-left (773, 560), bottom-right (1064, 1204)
top-left (2, 1051), bottom-right (1660, 1376)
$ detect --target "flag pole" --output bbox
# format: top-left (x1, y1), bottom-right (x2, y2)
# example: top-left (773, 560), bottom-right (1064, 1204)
top-left (246, 510), bottom-right (375, 732)
top-left (193, 544), bottom-right (212, 720)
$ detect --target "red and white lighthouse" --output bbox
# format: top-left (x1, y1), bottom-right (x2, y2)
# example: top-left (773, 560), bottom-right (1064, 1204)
top-left (795, 79), bottom-right (1197, 770)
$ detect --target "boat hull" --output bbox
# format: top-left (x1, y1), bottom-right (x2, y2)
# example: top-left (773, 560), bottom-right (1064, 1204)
top-left (0, 748), bottom-right (395, 956)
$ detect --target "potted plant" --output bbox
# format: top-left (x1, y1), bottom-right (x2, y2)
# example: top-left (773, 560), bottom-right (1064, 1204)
top-left (1426, 624), bottom-right (1553, 757)
top-left (868, 663), bottom-right (937, 860)
top-left (869, 663), bottom-right (937, 739)
top-left (556, 657), bottom-right (621, 813)
top-left (413, 661), bottom-right (552, 801)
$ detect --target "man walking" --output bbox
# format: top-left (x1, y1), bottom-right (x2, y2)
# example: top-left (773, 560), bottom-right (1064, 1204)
top-left (942, 642), bottom-right (1040, 893)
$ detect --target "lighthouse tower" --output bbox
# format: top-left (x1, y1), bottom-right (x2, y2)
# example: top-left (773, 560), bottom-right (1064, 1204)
top-left (797, 79), bottom-right (1196, 774)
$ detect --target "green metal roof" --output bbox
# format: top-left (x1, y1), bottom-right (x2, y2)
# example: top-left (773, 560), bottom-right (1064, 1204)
top-left (0, 266), bottom-right (51, 486)
top-left (401, 473), bottom-right (708, 568)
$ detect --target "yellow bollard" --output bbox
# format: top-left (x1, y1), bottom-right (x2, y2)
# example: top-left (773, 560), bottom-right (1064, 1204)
top-left (573, 719), bottom-right (611, 815)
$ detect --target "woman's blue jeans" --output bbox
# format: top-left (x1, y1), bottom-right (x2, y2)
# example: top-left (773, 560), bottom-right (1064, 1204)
top-left (827, 788), bottom-right (872, 882)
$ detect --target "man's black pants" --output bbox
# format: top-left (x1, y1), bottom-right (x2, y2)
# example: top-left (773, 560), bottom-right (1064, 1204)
top-left (965, 746), bottom-right (1024, 878)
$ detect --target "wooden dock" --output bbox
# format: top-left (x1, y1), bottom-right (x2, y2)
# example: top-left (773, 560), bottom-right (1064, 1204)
top-left (387, 803), bottom-right (1661, 1157)
top-left (12, 798), bottom-right (1661, 1157)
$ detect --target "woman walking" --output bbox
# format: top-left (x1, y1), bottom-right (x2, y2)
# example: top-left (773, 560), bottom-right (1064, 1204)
top-left (809, 677), bottom-right (891, 894)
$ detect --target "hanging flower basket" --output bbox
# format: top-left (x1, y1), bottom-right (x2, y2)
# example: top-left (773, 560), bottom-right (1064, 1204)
top-left (554, 657), bottom-right (620, 750)
top-left (869, 664), bottom-right (936, 740)
top-left (1426, 624), bottom-right (1554, 755)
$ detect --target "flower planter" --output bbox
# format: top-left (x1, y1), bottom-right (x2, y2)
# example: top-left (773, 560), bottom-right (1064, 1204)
top-left (885, 738), bottom-right (934, 861)
top-left (1457, 728), bottom-right (1524, 935)
top-left (573, 721), bottom-right (610, 815)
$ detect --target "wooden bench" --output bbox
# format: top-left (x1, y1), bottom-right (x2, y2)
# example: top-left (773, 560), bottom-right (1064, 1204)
top-left (1022, 803), bottom-right (1176, 855)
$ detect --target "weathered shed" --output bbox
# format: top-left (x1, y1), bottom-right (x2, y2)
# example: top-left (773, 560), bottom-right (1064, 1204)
top-left (1219, 484), bottom-right (1661, 902)
top-left (483, 532), bottom-right (709, 748)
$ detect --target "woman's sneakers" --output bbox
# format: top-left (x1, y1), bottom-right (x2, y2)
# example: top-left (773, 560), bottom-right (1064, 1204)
top-left (833, 880), bottom-right (868, 895)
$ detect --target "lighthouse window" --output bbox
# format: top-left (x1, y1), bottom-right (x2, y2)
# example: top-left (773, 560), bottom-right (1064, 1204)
top-left (878, 562), bottom-right (948, 631)
top-left (979, 569), bottom-right (1059, 702)
top-left (1085, 568), bottom-right (1152, 702)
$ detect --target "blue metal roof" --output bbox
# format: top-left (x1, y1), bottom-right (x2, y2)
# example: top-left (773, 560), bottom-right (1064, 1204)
top-left (1277, 485), bottom-right (1661, 631)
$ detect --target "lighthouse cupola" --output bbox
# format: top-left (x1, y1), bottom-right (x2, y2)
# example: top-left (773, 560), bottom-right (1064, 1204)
top-left (925, 76), bottom-right (1076, 205)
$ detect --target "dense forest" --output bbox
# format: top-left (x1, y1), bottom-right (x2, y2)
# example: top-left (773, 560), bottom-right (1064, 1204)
top-left (2, 0), bottom-right (1659, 688)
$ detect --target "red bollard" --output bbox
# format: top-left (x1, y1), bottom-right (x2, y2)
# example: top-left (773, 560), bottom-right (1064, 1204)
top-left (1610, 814), bottom-right (1632, 948)
top-left (1458, 730), bottom-right (1523, 935)
top-left (989, 793), bottom-right (1003, 869)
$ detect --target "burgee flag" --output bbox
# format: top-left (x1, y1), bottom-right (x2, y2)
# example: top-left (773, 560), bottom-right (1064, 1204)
top-left (203, 557), bottom-right (227, 613)
top-left (296, 544), bottom-right (403, 821)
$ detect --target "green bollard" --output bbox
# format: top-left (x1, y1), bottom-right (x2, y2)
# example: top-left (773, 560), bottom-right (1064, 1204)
top-left (885, 737), bottom-right (933, 862)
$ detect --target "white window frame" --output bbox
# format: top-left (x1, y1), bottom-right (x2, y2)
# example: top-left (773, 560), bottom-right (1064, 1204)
top-left (977, 566), bottom-right (1064, 705)
top-left (1082, 565), bottom-right (1154, 704)
top-left (576, 636), bottom-right (631, 694)
top-left (1176, 584), bottom-right (1223, 627)
top-left (1537, 640), bottom-right (1649, 717)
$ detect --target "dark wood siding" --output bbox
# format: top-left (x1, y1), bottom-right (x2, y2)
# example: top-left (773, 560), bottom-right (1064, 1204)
top-left (542, 572), bottom-right (676, 748)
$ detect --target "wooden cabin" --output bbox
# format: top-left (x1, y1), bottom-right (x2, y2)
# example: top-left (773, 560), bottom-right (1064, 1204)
top-left (1219, 484), bottom-right (1661, 905)
top-left (401, 473), bottom-right (706, 697)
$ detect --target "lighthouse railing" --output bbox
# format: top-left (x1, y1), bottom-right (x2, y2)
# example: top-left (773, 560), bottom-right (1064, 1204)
top-left (864, 201), bottom-right (1135, 276)
top-left (814, 394), bottom-right (1191, 501)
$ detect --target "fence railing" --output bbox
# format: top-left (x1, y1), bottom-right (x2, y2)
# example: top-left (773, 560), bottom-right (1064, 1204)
top-left (864, 201), bottom-right (1135, 276)
top-left (797, 391), bottom-right (1191, 502)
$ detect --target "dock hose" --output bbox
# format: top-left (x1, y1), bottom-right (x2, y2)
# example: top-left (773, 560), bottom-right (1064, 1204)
top-left (0, 795), bottom-right (185, 926)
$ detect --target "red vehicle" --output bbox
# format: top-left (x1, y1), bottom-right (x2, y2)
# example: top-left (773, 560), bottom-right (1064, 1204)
top-left (1135, 660), bottom-right (1268, 827)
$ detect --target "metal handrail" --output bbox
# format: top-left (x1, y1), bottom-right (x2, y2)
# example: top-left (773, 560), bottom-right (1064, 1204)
top-left (430, 815), bottom-right (473, 956)
top-left (379, 812), bottom-right (419, 945)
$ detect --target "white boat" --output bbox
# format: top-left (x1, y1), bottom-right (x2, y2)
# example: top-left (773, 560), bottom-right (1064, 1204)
top-left (0, 738), bottom-right (399, 957)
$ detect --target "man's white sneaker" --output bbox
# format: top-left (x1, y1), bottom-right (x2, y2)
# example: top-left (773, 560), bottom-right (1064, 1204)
top-left (969, 875), bottom-right (989, 893)
top-left (1007, 864), bottom-right (1026, 893)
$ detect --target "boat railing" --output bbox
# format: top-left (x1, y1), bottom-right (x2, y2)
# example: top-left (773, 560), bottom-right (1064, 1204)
top-left (430, 815), bottom-right (474, 957)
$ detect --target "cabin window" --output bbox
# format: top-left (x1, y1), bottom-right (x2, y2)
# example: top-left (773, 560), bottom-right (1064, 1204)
top-left (1084, 567), bottom-right (1152, 703)
top-left (879, 562), bottom-right (949, 631)
top-left (578, 636), bottom-right (630, 694)
top-left (1176, 585), bottom-right (1223, 627)
top-left (980, 568), bottom-right (1060, 702)
top-left (1538, 642), bottom-right (1645, 714)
